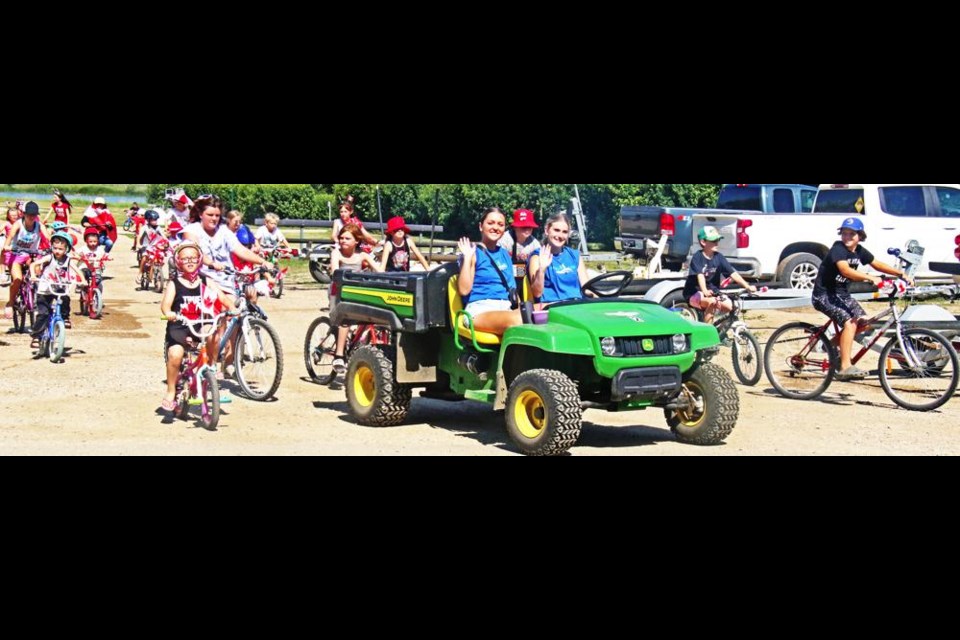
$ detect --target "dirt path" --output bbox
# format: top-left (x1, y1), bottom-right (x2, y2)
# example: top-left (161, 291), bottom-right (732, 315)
top-left (3, 239), bottom-right (959, 455)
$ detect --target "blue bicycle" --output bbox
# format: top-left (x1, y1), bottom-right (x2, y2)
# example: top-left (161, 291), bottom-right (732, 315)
top-left (35, 278), bottom-right (71, 363)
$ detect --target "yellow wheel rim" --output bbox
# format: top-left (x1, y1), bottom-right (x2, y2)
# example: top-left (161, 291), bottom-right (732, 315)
top-left (676, 381), bottom-right (705, 428)
top-left (354, 365), bottom-right (376, 408)
top-left (514, 390), bottom-right (547, 440)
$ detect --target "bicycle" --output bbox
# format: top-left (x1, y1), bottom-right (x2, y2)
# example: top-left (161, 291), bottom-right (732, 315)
top-left (764, 278), bottom-right (960, 411)
top-left (138, 241), bottom-right (169, 293)
top-left (11, 262), bottom-right (37, 334)
top-left (259, 247), bottom-right (297, 299)
top-left (304, 311), bottom-right (391, 385)
top-left (670, 279), bottom-right (769, 386)
top-left (34, 276), bottom-right (72, 363)
top-left (215, 266), bottom-right (284, 401)
top-left (76, 254), bottom-right (111, 320)
top-left (166, 312), bottom-right (225, 431)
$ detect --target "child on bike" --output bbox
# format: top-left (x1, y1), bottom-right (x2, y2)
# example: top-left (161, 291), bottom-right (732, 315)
top-left (683, 226), bottom-right (757, 325)
top-left (255, 213), bottom-right (293, 254)
top-left (160, 241), bottom-right (238, 413)
top-left (812, 218), bottom-right (913, 381)
top-left (330, 224), bottom-right (382, 373)
top-left (77, 227), bottom-right (107, 293)
top-left (30, 231), bottom-right (82, 346)
top-left (4, 202), bottom-right (48, 320)
top-left (380, 216), bottom-right (430, 272)
top-left (0, 206), bottom-right (19, 286)
top-left (137, 210), bottom-right (166, 281)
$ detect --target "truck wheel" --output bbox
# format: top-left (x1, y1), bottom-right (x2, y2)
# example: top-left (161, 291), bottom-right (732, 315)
top-left (666, 363), bottom-right (739, 445)
top-left (309, 261), bottom-right (331, 284)
top-left (505, 369), bottom-right (583, 457)
top-left (778, 253), bottom-right (821, 290)
top-left (346, 345), bottom-right (411, 427)
top-left (661, 290), bottom-right (702, 323)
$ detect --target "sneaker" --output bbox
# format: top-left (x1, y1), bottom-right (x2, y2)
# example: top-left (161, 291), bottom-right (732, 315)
top-left (332, 357), bottom-right (347, 374)
top-left (225, 364), bottom-right (236, 379)
top-left (63, 319), bottom-right (72, 329)
top-left (836, 366), bottom-right (868, 381)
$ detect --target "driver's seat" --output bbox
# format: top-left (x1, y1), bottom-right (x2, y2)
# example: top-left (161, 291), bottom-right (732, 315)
top-left (447, 275), bottom-right (502, 346)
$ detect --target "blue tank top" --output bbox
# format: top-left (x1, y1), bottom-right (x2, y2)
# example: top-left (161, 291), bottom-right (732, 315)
top-left (464, 246), bottom-right (512, 305)
top-left (538, 247), bottom-right (582, 303)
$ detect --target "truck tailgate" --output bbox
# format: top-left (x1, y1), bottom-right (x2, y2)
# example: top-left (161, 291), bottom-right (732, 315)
top-left (620, 206), bottom-right (665, 238)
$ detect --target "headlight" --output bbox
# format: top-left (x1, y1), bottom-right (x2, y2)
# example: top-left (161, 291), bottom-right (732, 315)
top-left (672, 334), bottom-right (688, 353)
top-left (601, 337), bottom-right (618, 357)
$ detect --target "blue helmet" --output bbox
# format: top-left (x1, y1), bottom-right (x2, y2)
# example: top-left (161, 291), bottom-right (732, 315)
top-left (145, 209), bottom-right (161, 222)
top-left (51, 231), bottom-right (74, 250)
top-left (50, 221), bottom-right (68, 232)
top-left (236, 224), bottom-right (255, 248)
top-left (838, 217), bottom-right (867, 240)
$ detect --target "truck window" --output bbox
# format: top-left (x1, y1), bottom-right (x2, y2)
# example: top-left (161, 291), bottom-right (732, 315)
top-left (717, 186), bottom-right (762, 211)
top-left (936, 187), bottom-right (960, 217)
top-left (800, 190), bottom-right (816, 212)
top-left (814, 189), bottom-right (866, 213)
top-left (879, 187), bottom-right (927, 217)
top-left (773, 189), bottom-right (794, 213)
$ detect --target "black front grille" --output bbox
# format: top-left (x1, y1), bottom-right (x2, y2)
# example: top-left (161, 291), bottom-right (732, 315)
top-left (615, 335), bottom-right (688, 356)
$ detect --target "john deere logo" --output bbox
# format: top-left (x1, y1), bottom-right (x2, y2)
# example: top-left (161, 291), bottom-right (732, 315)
top-left (642, 339), bottom-right (655, 352)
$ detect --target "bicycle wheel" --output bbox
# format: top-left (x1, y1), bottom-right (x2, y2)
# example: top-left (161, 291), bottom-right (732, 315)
top-left (13, 298), bottom-right (25, 333)
top-left (123, 219), bottom-right (133, 232)
top-left (235, 317), bottom-right (284, 401)
top-left (273, 277), bottom-right (284, 299)
top-left (79, 291), bottom-right (87, 317)
top-left (878, 328), bottom-right (959, 411)
top-left (50, 320), bottom-right (66, 363)
top-left (153, 268), bottom-right (164, 293)
top-left (732, 329), bottom-right (763, 386)
top-left (304, 316), bottom-right (337, 384)
top-left (764, 321), bottom-right (836, 400)
top-left (200, 368), bottom-right (220, 431)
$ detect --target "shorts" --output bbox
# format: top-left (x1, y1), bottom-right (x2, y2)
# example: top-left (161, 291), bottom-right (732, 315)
top-left (166, 323), bottom-right (203, 352)
top-left (4, 252), bottom-right (33, 267)
top-left (812, 290), bottom-right (866, 326)
top-left (464, 299), bottom-right (513, 317)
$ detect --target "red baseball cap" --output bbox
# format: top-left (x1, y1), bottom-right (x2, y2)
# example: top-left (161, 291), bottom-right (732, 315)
top-left (512, 209), bottom-right (538, 229)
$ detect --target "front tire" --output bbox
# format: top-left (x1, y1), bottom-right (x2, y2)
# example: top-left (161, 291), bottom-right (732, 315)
top-left (49, 320), bottom-right (66, 363)
top-left (505, 369), bottom-right (583, 456)
top-left (234, 317), bottom-right (284, 401)
top-left (878, 328), bottom-right (959, 412)
top-left (731, 329), bottom-right (763, 386)
top-left (666, 363), bottom-right (739, 445)
top-left (304, 316), bottom-right (337, 384)
top-left (201, 368), bottom-right (221, 431)
top-left (345, 346), bottom-right (411, 426)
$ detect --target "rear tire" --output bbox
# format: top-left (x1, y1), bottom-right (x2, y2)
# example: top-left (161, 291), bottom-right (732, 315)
top-left (764, 321), bottom-right (835, 400)
top-left (345, 346), bottom-right (411, 426)
top-left (778, 253), bottom-right (821, 290)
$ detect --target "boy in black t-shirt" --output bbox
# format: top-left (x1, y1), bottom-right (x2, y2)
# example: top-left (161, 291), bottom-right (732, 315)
top-left (812, 217), bottom-right (912, 380)
top-left (683, 226), bottom-right (756, 324)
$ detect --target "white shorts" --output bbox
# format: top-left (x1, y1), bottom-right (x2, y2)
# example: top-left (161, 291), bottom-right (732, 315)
top-left (464, 299), bottom-right (512, 317)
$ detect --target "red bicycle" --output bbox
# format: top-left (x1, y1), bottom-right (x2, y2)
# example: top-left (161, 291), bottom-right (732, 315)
top-left (139, 240), bottom-right (170, 293)
top-left (259, 247), bottom-right (297, 299)
top-left (76, 254), bottom-right (111, 319)
top-left (304, 312), bottom-right (391, 385)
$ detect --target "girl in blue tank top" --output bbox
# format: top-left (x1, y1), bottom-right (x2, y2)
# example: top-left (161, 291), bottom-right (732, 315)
top-left (529, 213), bottom-right (591, 305)
top-left (456, 207), bottom-right (523, 336)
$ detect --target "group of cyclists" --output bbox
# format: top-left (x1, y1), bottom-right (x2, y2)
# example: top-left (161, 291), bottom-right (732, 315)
top-left (2, 187), bottom-right (930, 424)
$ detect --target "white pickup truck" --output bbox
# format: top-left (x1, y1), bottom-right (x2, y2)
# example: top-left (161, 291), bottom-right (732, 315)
top-left (688, 184), bottom-right (960, 289)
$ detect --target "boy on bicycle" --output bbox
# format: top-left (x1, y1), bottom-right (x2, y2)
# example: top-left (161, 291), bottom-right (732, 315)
top-left (31, 232), bottom-right (82, 348)
top-left (812, 218), bottom-right (913, 381)
top-left (684, 226), bottom-right (756, 325)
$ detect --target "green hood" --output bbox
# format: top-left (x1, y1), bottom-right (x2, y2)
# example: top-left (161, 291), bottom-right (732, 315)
top-left (502, 300), bottom-right (720, 377)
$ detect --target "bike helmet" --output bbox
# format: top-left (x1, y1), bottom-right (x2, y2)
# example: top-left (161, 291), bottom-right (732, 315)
top-left (145, 209), bottom-right (161, 222)
top-left (236, 224), bottom-right (255, 248)
top-left (174, 240), bottom-right (202, 258)
top-left (83, 227), bottom-right (100, 239)
top-left (50, 221), bottom-right (68, 232)
top-left (51, 231), bottom-right (74, 250)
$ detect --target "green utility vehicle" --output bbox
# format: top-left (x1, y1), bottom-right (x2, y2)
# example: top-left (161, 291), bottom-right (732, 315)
top-left (326, 264), bottom-right (739, 456)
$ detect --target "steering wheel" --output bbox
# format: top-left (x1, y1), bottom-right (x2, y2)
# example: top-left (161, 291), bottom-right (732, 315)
top-left (581, 270), bottom-right (635, 298)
